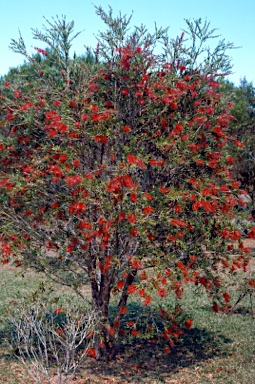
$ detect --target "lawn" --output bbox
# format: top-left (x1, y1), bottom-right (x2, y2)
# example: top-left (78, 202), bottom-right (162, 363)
top-left (0, 261), bottom-right (254, 384)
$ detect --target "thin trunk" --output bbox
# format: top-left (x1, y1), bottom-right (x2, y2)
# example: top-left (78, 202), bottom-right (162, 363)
top-left (90, 270), bottom-right (137, 361)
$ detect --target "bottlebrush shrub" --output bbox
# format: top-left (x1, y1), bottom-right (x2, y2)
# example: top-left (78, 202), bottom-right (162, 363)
top-left (0, 9), bottom-right (254, 361)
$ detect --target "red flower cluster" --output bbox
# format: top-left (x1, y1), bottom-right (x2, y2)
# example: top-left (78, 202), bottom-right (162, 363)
top-left (34, 46), bottom-right (48, 56)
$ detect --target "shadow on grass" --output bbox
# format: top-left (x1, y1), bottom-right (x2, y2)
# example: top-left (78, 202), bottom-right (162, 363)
top-left (0, 303), bottom-right (233, 384)
top-left (81, 326), bottom-right (232, 383)
top-left (201, 302), bottom-right (254, 316)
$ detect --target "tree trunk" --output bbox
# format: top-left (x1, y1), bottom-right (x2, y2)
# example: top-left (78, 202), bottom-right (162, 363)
top-left (90, 268), bottom-right (137, 361)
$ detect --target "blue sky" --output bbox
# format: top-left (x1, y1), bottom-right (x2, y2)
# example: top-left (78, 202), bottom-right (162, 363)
top-left (1, 0), bottom-right (254, 85)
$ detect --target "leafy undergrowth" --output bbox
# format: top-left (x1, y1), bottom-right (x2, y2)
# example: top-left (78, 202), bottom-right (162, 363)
top-left (0, 265), bottom-right (254, 384)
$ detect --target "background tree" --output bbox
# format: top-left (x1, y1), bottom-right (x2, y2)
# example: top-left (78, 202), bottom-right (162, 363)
top-left (0, 7), bottom-right (254, 361)
top-left (220, 78), bottom-right (255, 214)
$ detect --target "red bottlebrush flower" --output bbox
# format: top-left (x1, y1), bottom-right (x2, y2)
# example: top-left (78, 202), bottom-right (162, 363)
top-left (127, 154), bottom-right (146, 169)
top-left (184, 319), bottom-right (193, 330)
top-left (189, 255), bottom-right (197, 263)
top-left (202, 188), bottom-right (211, 197)
top-left (248, 280), bottom-right (255, 288)
top-left (179, 65), bottom-right (186, 72)
top-left (143, 192), bottom-right (153, 201)
top-left (227, 155), bottom-right (234, 164)
top-left (54, 307), bottom-right (65, 314)
top-left (138, 288), bottom-right (145, 297)
top-left (122, 174), bottom-right (136, 189)
top-left (65, 175), bottom-right (82, 187)
top-left (86, 331), bottom-right (94, 339)
top-left (113, 321), bottom-right (119, 328)
top-left (213, 126), bottom-right (225, 137)
top-left (130, 229), bottom-right (138, 237)
top-left (130, 193), bottom-right (137, 203)
top-left (48, 129), bottom-right (58, 137)
top-left (160, 309), bottom-right (167, 318)
top-left (39, 70), bottom-right (44, 77)
top-left (19, 102), bottom-right (33, 112)
top-left (170, 123), bottom-right (184, 137)
top-left (51, 202), bottom-right (59, 209)
top-left (174, 205), bottom-right (181, 212)
top-left (248, 227), bottom-right (255, 239)
top-left (150, 159), bottom-right (165, 166)
top-left (120, 307), bottom-right (127, 315)
top-left (176, 261), bottom-right (187, 275)
top-left (128, 321), bottom-right (135, 327)
top-left (59, 154), bottom-right (67, 162)
top-left (122, 88), bottom-right (129, 95)
top-left (171, 218), bottom-right (188, 228)
top-left (117, 280), bottom-right (125, 290)
top-left (123, 125), bottom-right (131, 132)
top-left (220, 185), bottom-right (229, 192)
top-left (212, 302), bottom-right (219, 313)
top-left (232, 181), bottom-right (240, 189)
top-left (104, 101), bottom-right (114, 108)
top-left (136, 90), bottom-right (143, 98)
top-left (68, 202), bottom-right (86, 215)
top-left (157, 288), bottom-right (167, 298)
top-left (128, 213), bottom-right (137, 224)
top-left (56, 328), bottom-right (65, 335)
top-left (34, 47), bottom-right (48, 56)
top-left (159, 187), bottom-right (170, 194)
top-left (73, 159), bottom-right (80, 168)
top-left (74, 121), bottom-right (82, 130)
top-left (160, 119), bottom-right (168, 128)
top-left (143, 296), bottom-right (152, 306)
top-left (221, 259), bottom-right (229, 267)
top-left (164, 346), bottom-right (171, 354)
top-left (1, 241), bottom-right (11, 256)
top-left (106, 176), bottom-right (122, 193)
top-left (86, 348), bottom-right (96, 358)
top-left (137, 269), bottom-right (146, 279)
top-left (235, 140), bottom-right (244, 148)
top-left (130, 260), bottom-right (143, 270)
top-left (196, 159), bottom-right (204, 166)
top-left (81, 113), bottom-right (88, 121)
top-left (23, 210), bottom-right (33, 217)
top-left (131, 329), bottom-right (140, 337)
top-left (127, 284), bottom-right (137, 294)
top-left (143, 206), bottom-right (154, 214)
top-left (78, 221), bottom-right (91, 230)
top-left (15, 260), bottom-right (22, 267)
top-left (119, 212), bottom-right (126, 221)
top-left (94, 135), bottom-right (107, 144)
top-left (223, 292), bottom-right (231, 303)
top-left (6, 112), bottom-right (14, 122)
top-left (58, 122), bottom-right (67, 132)
top-left (69, 101), bottom-right (77, 108)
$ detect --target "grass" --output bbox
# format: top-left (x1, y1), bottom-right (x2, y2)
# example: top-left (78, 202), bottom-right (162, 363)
top-left (0, 264), bottom-right (254, 384)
